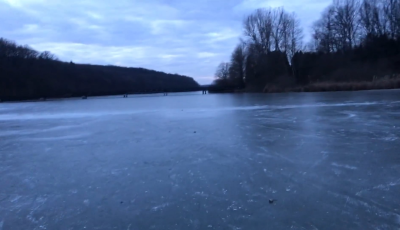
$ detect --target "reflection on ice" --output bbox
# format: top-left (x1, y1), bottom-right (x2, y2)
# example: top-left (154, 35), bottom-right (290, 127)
top-left (0, 101), bottom-right (388, 121)
top-left (331, 162), bottom-right (358, 170)
top-left (21, 133), bottom-right (92, 141)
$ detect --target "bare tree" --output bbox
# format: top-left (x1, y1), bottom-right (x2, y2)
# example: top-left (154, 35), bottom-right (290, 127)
top-left (304, 39), bottom-right (319, 52)
top-left (359, 0), bottom-right (386, 36)
top-left (272, 7), bottom-right (286, 51)
top-left (229, 42), bottom-right (246, 87)
top-left (312, 6), bottom-right (337, 52)
top-left (382, 0), bottom-right (400, 38)
top-left (243, 8), bottom-right (274, 53)
top-left (332, 0), bottom-right (361, 50)
top-left (17, 45), bottom-right (39, 59)
top-left (0, 38), bottom-right (41, 59)
top-left (215, 62), bottom-right (230, 80)
top-left (312, 0), bottom-right (361, 52)
top-left (282, 12), bottom-right (304, 61)
top-left (244, 7), bottom-right (303, 58)
top-left (38, 51), bottom-right (58, 61)
top-left (0, 38), bottom-right (18, 57)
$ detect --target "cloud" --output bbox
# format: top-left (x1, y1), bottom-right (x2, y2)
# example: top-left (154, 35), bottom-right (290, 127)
top-left (0, 0), bottom-right (332, 84)
top-left (197, 52), bottom-right (219, 58)
top-left (2, 0), bottom-right (44, 8)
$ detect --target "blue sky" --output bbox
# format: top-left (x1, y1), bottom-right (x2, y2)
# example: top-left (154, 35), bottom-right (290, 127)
top-left (0, 0), bottom-right (330, 84)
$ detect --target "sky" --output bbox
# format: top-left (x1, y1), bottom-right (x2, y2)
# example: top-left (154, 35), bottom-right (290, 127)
top-left (0, 0), bottom-right (331, 84)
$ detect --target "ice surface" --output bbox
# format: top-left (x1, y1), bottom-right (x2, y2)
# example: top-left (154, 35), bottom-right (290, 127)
top-left (1, 90), bottom-right (400, 229)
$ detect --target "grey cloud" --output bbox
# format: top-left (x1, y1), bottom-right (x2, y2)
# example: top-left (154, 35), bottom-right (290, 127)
top-left (0, 0), bottom-right (331, 84)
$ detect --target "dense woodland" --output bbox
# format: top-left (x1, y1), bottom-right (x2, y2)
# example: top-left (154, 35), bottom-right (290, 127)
top-left (0, 38), bottom-right (199, 101)
top-left (214, 0), bottom-right (400, 92)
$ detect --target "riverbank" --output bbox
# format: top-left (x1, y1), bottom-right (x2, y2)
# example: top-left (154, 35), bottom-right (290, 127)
top-left (262, 78), bottom-right (400, 93)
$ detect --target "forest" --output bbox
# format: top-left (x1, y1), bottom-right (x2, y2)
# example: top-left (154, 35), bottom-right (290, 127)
top-left (214, 0), bottom-right (400, 93)
top-left (0, 38), bottom-right (199, 101)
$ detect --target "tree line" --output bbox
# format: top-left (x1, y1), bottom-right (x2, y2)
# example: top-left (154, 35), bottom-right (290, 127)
top-left (0, 38), bottom-right (199, 101)
top-left (214, 0), bottom-right (400, 92)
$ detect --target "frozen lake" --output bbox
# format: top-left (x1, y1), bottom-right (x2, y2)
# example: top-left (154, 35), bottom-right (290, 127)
top-left (1, 90), bottom-right (400, 229)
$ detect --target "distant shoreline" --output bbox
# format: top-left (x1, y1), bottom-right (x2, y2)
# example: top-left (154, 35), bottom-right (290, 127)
top-left (2, 79), bottom-right (400, 103)
top-left (0, 91), bottom-right (206, 103)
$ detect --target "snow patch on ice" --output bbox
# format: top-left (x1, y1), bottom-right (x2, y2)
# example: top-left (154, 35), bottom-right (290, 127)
top-left (333, 169), bottom-right (342, 176)
top-left (151, 203), bottom-right (170, 211)
top-left (357, 179), bottom-right (400, 195)
top-left (227, 201), bottom-right (241, 211)
top-left (380, 135), bottom-right (398, 142)
top-left (373, 179), bottom-right (400, 191)
top-left (312, 151), bottom-right (329, 167)
top-left (194, 191), bottom-right (208, 197)
top-left (340, 111), bottom-right (357, 119)
top-left (331, 163), bottom-right (357, 170)
top-left (10, 195), bottom-right (22, 203)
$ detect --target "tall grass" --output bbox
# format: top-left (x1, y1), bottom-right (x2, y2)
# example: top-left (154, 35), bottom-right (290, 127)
top-left (262, 77), bottom-right (400, 93)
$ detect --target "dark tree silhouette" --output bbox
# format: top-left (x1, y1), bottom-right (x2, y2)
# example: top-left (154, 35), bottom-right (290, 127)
top-left (215, 62), bottom-right (230, 80)
top-left (215, 0), bottom-right (400, 92)
top-left (0, 38), bottom-right (199, 101)
top-left (229, 42), bottom-right (246, 88)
